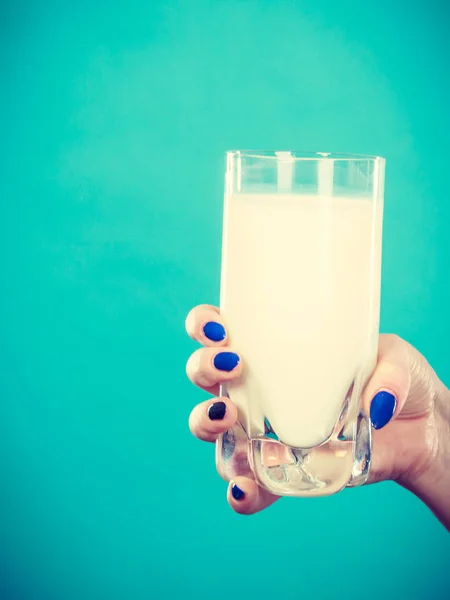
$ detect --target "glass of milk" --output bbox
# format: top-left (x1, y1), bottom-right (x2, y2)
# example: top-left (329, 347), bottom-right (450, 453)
top-left (217, 150), bottom-right (385, 496)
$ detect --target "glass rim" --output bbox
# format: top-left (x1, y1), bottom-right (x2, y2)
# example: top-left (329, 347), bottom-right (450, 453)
top-left (226, 150), bottom-right (385, 161)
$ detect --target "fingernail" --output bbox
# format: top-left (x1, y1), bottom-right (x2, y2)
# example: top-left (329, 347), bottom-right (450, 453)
top-left (231, 483), bottom-right (245, 501)
top-left (213, 352), bottom-right (240, 372)
top-left (203, 321), bottom-right (226, 342)
top-left (208, 401), bottom-right (226, 420)
top-left (370, 390), bottom-right (397, 430)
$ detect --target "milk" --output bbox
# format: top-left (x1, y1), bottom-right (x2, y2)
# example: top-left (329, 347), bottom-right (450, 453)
top-left (220, 193), bottom-right (382, 449)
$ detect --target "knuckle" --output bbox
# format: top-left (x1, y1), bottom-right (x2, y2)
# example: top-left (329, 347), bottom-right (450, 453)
top-left (379, 359), bottom-right (406, 381)
top-left (407, 347), bottom-right (436, 407)
top-left (386, 333), bottom-right (402, 346)
top-left (379, 333), bottom-right (403, 354)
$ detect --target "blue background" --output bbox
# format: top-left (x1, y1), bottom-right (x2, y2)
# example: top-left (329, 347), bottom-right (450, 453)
top-left (1, 1), bottom-right (449, 598)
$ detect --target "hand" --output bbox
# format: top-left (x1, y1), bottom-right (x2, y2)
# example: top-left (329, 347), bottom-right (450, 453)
top-left (185, 304), bottom-right (450, 528)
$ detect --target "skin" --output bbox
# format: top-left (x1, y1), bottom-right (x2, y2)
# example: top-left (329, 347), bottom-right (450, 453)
top-left (186, 304), bottom-right (450, 530)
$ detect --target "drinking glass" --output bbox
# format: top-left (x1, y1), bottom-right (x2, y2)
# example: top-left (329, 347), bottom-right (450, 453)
top-left (217, 151), bottom-right (385, 496)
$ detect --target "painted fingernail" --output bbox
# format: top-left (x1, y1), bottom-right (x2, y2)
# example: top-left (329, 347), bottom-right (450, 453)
top-left (213, 352), bottom-right (240, 372)
top-left (370, 391), bottom-right (397, 430)
top-left (203, 321), bottom-right (226, 342)
top-left (208, 401), bottom-right (226, 420)
top-left (231, 483), bottom-right (245, 501)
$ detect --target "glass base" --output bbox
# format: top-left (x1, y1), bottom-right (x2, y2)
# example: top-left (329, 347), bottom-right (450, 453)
top-left (216, 410), bottom-right (371, 497)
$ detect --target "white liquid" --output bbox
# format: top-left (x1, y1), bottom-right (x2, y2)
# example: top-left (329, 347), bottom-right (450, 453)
top-left (221, 193), bottom-right (382, 449)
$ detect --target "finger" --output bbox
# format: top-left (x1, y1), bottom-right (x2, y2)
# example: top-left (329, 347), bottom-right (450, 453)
top-left (367, 416), bottom-right (425, 484)
top-left (215, 424), bottom-right (255, 482)
top-left (185, 304), bottom-right (228, 347)
top-left (186, 347), bottom-right (242, 390)
top-left (189, 397), bottom-right (238, 442)
top-left (227, 476), bottom-right (279, 515)
top-left (363, 334), bottom-right (411, 431)
top-left (364, 334), bottom-right (439, 484)
top-left (363, 334), bottom-right (437, 431)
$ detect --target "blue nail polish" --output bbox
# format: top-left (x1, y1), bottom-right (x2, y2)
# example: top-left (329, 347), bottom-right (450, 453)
top-left (370, 391), bottom-right (397, 430)
top-left (208, 401), bottom-right (226, 421)
top-left (203, 321), bottom-right (226, 342)
top-left (213, 352), bottom-right (240, 372)
top-left (231, 483), bottom-right (245, 501)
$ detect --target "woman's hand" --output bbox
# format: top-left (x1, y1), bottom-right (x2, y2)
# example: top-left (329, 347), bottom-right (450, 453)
top-left (185, 304), bottom-right (450, 529)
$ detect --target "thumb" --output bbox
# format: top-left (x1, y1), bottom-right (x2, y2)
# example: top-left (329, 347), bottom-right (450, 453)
top-left (363, 334), bottom-right (436, 430)
top-left (363, 334), bottom-right (438, 484)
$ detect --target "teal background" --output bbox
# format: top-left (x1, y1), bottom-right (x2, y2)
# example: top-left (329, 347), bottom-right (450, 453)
top-left (1, 0), bottom-right (450, 598)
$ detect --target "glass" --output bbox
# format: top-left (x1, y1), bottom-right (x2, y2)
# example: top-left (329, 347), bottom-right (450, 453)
top-left (217, 150), bottom-right (385, 496)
